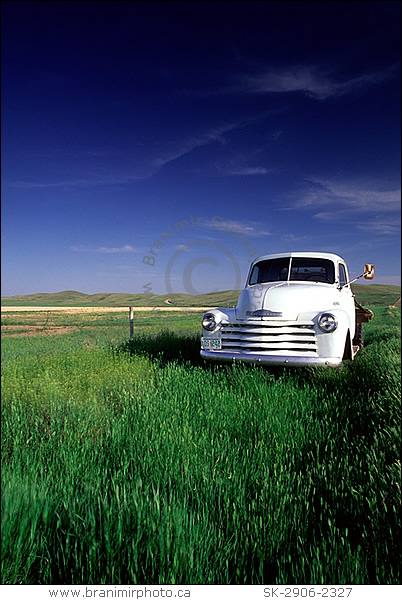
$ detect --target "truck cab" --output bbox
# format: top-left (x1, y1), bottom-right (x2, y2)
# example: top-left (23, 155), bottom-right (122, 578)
top-left (201, 252), bottom-right (374, 367)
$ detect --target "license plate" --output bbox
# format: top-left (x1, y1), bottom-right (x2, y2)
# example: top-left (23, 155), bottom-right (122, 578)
top-left (201, 338), bottom-right (222, 350)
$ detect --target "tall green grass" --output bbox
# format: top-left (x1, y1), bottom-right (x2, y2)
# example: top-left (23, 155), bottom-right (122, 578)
top-left (1, 308), bottom-right (400, 584)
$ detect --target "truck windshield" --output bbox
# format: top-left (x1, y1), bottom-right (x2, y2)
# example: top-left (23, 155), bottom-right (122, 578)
top-left (249, 257), bottom-right (335, 284)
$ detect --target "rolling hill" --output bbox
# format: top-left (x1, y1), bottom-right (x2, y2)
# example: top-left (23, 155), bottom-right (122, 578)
top-left (1, 284), bottom-right (400, 308)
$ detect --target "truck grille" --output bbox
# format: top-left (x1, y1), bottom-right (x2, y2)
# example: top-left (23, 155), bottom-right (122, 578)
top-left (220, 320), bottom-right (317, 355)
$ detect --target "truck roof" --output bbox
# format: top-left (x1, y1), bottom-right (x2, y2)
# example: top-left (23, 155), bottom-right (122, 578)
top-left (250, 252), bottom-right (346, 265)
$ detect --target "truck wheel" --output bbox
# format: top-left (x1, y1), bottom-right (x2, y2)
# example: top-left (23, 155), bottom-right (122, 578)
top-left (353, 323), bottom-right (364, 349)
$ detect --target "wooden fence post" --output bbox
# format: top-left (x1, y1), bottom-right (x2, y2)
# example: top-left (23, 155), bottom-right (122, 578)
top-left (129, 306), bottom-right (134, 341)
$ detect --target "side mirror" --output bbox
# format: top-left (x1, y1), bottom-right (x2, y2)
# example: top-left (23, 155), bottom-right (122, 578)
top-left (364, 264), bottom-right (374, 280)
top-left (342, 263), bottom-right (375, 287)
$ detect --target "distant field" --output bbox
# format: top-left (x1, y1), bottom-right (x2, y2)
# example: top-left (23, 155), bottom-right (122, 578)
top-left (0, 289), bottom-right (241, 308)
top-left (1, 283), bottom-right (400, 307)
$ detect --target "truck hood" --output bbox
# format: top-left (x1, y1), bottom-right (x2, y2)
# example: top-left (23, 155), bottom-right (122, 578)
top-left (236, 282), bottom-right (338, 320)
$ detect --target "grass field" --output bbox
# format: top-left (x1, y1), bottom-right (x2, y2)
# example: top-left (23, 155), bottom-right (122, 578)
top-left (1, 305), bottom-right (401, 584)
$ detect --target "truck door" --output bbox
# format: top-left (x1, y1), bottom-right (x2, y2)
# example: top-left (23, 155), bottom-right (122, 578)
top-left (338, 262), bottom-right (355, 332)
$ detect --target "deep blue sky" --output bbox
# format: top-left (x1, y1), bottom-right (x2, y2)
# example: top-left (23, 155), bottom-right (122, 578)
top-left (2, 0), bottom-right (401, 296)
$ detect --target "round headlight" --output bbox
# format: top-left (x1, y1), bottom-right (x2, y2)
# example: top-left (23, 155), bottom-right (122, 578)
top-left (318, 313), bottom-right (338, 333)
top-left (202, 313), bottom-right (218, 331)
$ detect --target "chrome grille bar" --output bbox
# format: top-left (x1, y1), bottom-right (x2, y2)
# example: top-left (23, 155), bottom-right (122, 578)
top-left (220, 320), bottom-right (317, 354)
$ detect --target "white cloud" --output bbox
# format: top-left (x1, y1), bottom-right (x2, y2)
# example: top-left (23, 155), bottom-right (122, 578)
top-left (290, 178), bottom-right (401, 226)
top-left (98, 245), bottom-right (138, 254)
top-left (72, 244), bottom-right (141, 253)
top-left (281, 233), bottom-right (311, 243)
top-left (221, 166), bottom-right (270, 176)
top-left (152, 118), bottom-right (262, 170)
top-left (242, 65), bottom-right (395, 100)
top-left (203, 217), bottom-right (271, 238)
top-left (9, 173), bottom-right (148, 189)
top-left (356, 218), bottom-right (401, 236)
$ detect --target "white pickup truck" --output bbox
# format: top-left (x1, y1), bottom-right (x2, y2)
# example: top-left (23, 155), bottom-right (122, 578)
top-left (201, 252), bottom-right (374, 367)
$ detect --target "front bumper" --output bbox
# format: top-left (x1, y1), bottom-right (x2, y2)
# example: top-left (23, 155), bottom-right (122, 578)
top-left (200, 350), bottom-right (342, 367)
